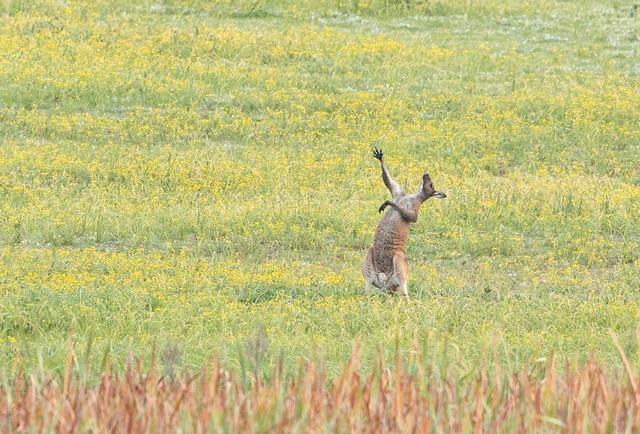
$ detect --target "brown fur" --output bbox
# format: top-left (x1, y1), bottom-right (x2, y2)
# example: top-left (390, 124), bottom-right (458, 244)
top-left (362, 149), bottom-right (445, 296)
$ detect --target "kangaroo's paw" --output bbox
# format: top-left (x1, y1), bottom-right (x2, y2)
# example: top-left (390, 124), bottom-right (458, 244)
top-left (378, 200), bottom-right (389, 213)
top-left (372, 148), bottom-right (383, 161)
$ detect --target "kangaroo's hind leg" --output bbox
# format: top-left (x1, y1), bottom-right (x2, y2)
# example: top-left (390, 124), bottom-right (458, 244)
top-left (362, 248), bottom-right (380, 294)
top-left (389, 252), bottom-right (409, 296)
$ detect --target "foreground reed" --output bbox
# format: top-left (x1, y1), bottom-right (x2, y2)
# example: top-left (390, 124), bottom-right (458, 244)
top-left (2, 345), bottom-right (639, 434)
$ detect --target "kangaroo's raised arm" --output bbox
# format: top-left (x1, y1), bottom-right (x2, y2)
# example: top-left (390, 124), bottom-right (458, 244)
top-left (372, 148), bottom-right (404, 199)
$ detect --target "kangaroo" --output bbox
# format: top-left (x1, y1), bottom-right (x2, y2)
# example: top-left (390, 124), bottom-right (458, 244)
top-left (362, 148), bottom-right (446, 296)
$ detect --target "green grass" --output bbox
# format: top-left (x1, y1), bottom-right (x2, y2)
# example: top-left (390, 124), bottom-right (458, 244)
top-left (0, 0), bottom-right (639, 379)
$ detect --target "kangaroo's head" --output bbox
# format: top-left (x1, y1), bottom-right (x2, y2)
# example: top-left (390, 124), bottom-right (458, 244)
top-left (420, 173), bottom-right (446, 200)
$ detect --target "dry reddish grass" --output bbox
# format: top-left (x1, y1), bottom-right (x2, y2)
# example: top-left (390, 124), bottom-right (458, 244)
top-left (2, 347), bottom-right (640, 433)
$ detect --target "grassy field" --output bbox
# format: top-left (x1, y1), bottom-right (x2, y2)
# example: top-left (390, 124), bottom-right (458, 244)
top-left (1, 0), bottom-right (639, 386)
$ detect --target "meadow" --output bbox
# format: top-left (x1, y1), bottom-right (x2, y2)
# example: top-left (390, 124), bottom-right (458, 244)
top-left (1, 0), bottom-right (640, 401)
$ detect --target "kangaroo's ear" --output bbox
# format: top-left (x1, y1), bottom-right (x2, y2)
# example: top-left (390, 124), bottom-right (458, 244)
top-left (423, 173), bottom-right (431, 181)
